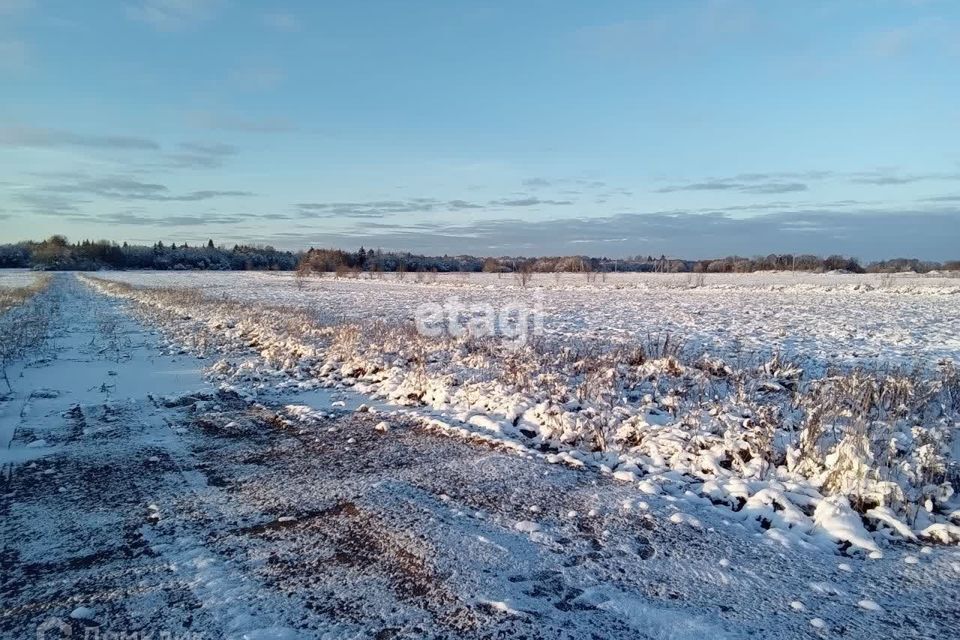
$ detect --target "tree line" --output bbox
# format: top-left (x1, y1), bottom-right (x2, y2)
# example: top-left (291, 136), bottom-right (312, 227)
top-left (0, 236), bottom-right (297, 271)
top-left (1, 237), bottom-right (957, 274)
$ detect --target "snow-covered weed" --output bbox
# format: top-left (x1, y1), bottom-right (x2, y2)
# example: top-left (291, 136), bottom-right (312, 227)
top-left (81, 274), bottom-right (960, 547)
top-left (0, 275), bottom-right (55, 392)
top-left (790, 368), bottom-right (955, 521)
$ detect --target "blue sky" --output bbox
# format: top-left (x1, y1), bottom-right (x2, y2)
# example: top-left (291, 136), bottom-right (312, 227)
top-left (1, 0), bottom-right (959, 259)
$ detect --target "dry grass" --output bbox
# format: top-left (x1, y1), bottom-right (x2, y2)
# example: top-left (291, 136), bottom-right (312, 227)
top-left (0, 274), bottom-right (55, 392)
top-left (80, 273), bottom-right (959, 521)
top-left (0, 274), bottom-right (52, 315)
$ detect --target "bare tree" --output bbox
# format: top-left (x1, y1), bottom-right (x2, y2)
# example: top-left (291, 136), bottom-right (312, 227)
top-left (295, 258), bottom-right (312, 289)
top-left (515, 261), bottom-right (534, 287)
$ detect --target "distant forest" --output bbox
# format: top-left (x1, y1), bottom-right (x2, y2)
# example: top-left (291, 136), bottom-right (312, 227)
top-left (1, 236), bottom-right (958, 274)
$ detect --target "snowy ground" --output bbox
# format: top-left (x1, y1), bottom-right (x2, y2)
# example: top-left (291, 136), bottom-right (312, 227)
top-left (88, 270), bottom-right (960, 542)
top-left (100, 270), bottom-right (960, 371)
top-left (1, 273), bottom-right (959, 639)
top-left (0, 269), bottom-right (39, 288)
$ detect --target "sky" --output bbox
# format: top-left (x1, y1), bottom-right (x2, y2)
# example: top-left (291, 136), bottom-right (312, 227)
top-left (1, 0), bottom-right (959, 260)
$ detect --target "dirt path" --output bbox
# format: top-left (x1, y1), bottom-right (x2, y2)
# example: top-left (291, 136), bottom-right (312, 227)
top-left (1, 275), bottom-right (957, 639)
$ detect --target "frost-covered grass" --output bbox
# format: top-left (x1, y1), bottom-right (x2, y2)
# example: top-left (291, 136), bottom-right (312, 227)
top-left (85, 272), bottom-right (960, 552)
top-left (0, 269), bottom-right (43, 288)
top-left (0, 274), bottom-right (55, 392)
top-left (100, 270), bottom-right (960, 370)
top-left (0, 272), bottom-right (49, 316)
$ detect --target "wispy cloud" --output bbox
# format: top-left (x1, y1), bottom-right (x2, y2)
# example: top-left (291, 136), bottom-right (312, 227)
top-left (575, 1), bottom-right (762, 62)
top-left (13, 191), bottom-right (88, 215)
top-left (296, 208), bottom-right (960, 261)
top-left (0, 39), bottom-right (29, 73)
top-left (160, 141), bottom-right (239, 168)
top-left (0, 0), bottom-right (33, 15)
top-left (229, 66), bottom-right (286, 92)
top-left (860, 17), bottom-right (960, 59)
top-left (656, 179), bottom-right (808, 194)
top-left (263, 11), bottom-right (300, 32)
top-left (657, 168), bottom-right (960, 194)
top-left (188, 111), bottom-right (298, 133)
top-left (488, 197), bottom-right (574, 206)
top-left (27, 176), bottom-right (253, 202)
top-left (297, 198), bottom-right (483, 219)
top-left (296, 195), bottom-right (576, 218)
top-left (178, 141), bottom-right (237, 156)
top-left (126, 0), bottom-right (223, 31)
top-left (0, 125), bottom-right (159, 150)
top-left (742, 182), bottom-right (808, 194)
top-left (96, 211), bottom-right (252, 226)
top-left (850, 169), bottom-right (960, 185)
top-left (522, 177), bottom-right (553, 188)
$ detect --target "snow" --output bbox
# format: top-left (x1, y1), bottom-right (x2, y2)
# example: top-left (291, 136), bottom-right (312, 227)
top-left (813, 497), bottom-right (880, 554)
top-left (0, 269), bottom-right (40, 288)
top-left (865, 506), bottom-right (919, 542)
top-left (69, 607), bottom-right (95, 620)
top-left (514, 520), bottom-right (541, 533)
top-left (858, 599), bottom-right (883, 612)
top-left (1, 272), bottom-right (958, 638)
top-left (74, 268), bottom-right (960, 565)
top-left (97, 269), bottom-right (960, 370)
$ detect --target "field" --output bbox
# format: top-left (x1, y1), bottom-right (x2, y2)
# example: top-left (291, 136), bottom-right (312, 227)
top-left (1, 271), bottom-right (959, 639)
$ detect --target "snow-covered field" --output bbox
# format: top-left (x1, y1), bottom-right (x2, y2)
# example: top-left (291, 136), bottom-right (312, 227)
top-left (0, 270), bottom-right (45, 315)
top-left (86, 271), bottom-right (960, 541)
top-left (0, 268), bottom-right (40, 288)
top-left (2, 272), bottom-right (958, 639)
top-left (100, 270), bottom-right (960, 370)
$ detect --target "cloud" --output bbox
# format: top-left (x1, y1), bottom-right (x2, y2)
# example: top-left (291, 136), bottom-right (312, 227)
top-left (655, 179), bottom-right (808, 194)
top-left (741, 182), bottom-right (808, 194)
top-left (263, 12), bottom-right (300, 32)
top-left (12, 191), bottom-right (87, 215)
top-left (488, 197), bottom-right (574, 207)
top-left (178, 141), bottom-right (237, 156)
top-left (294, 207), bottom-right (960, 261)
top-left (0, 39), bottom-right (29, 73)
top-left (658, 169), bottom-right (960, 193)
top-left (523, 177), bottom-right (609, 190)
top-left (732, 170), bottom-right (834, 181)
top-left (0, 0), bottom-right (33, 15)
top-left (0, 125), bottom-right (159, 150)
top-left (96, 211), bottom-right (251, 226)
top-left (852, 175), bottom-right (917, 186)
top-left (522, 178), bottom-right (552, 188)
top-left (576, 19), bottom-right (671, 59)
top-left (850, 170), bottom-right (960, 185)
top-left (296, 198), bottom-right (484, 219)
top-left (28, 176), bottom-right (253, 202)
top-left (656, 180), bottom-right (740, 193)
top-left (860, 18), bottom-right (960, 59)
top-left (447, 199), bottom-right (483, 210)
top-left (160, 141), bottom-right (239, 168)
top-left (188, 111), bottom-right (298, 133)
top-left (126, 0), bottom-right (222, 31)
top-left (229, 66), bottom-right (286, 92)
top-left (575, 2), bottom-right (762, 62)
top-left (296, 195), bottom-right (576, 219)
